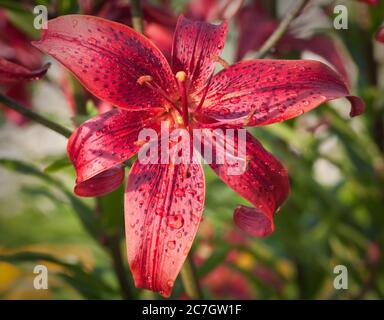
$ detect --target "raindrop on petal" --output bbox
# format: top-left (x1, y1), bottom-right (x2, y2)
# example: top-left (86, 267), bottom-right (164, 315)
top-left (166, 214), bottom-right (184, 229)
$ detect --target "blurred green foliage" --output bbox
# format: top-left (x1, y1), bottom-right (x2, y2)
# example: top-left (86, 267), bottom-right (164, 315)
top-left (0, 0), bottom-right (383, 300)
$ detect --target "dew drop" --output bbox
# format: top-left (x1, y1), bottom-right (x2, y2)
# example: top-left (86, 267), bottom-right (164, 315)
top-left (191, 214), bottom-right (200, 225)
top-left (88, 37), bottom-right (97, 45)
top-left (167, 240), bottom-right (176, 250)
top-left (155, 208), bottom-right (164, 216)
top-left (229, 97), bottom-right (241, 104)
top-left (166, 214), bottom-right (184, 229)
top-left (167, 279), bottom-right (174, 288)
top-left (219, 107), bottom-right (230, 116)
top-left (174, 189), bottom-right (184, 197)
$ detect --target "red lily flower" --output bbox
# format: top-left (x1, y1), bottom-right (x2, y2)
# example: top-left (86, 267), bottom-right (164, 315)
top-left (33, 14), bottom-right (364, 297)
top-left (0, 9), bottom-right (49, 125)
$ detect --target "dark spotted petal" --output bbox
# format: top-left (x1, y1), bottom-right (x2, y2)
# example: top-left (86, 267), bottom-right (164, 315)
top-left (125, 156), bottom-right (205, 297)
top-left (201, 128), bottom-right (289, 237)
top-left (68, 108), bottom-right (162, 197)
top-left (33, 15), bottom-right (178, 111)
top-left (200, 60), bottom-right (364, 126)
top-left (172, 15), bottom-right (228, 94)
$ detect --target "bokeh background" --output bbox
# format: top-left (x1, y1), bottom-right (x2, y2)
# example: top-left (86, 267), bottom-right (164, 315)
top-left (0, 0), bottom-right (383, 299)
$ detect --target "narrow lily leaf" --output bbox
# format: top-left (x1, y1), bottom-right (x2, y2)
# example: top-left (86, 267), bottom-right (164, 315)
top-left (44, 156), bottom-right (72, 173)
top-left (0, 159), bottom-right (100, 239)
top-left (0, 252), bottom-right (117, 299)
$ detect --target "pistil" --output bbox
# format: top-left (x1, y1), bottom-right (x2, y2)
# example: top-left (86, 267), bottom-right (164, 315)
top-left (175, 71), bottom-right (189, 126)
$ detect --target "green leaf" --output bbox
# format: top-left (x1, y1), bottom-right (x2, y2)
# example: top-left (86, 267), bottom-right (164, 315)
top-left (5, 9), bottom-right (39, 39)
top-left (99, 184), bottom-right (125, 236)
top-left (44, 157), bottom-right (71, 173)
top-left (0, 252), bottom-right (117, 299)
top-left (85, 99), bottom-right (99, 117)
top-left (0, 159), bottom-right (100, 239)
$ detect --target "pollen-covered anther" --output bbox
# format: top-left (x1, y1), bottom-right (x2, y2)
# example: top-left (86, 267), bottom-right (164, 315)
top-left (137, 75), bottom-right (153, 85)
top-left (134, 139), bottom-right (147, 147)
top-left (175, 71), bottom-right (187, 83)
top-left (212, 55), bottom-right (229, 69)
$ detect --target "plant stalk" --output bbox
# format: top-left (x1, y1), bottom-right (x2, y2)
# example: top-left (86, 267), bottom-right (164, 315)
top-left (255, 0), bottom-right (309, 58)
top-left (131, 0), bottom-right (144, 34)
top-left (0, 93), bottom-right (72, 138)
top-left (180, 254), bottom-right (203, 299)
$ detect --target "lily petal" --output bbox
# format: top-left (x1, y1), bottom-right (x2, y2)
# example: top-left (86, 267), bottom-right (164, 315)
top-left (68, 108), bottom-right (162, 197)
top-left (33, 15), bottom-right (178, 111)
top-left (202, 129), bottom-right (289, 237)
top-left (200, 60), bottom-right (364, 126)
top-left (172, 15), bottom-right (228, 94)
top-left (125, 159), bottom-right (205, 297)
top-left (0, 58), bottom-right (49, 84)
top-left (376, 26), bottom-right (384, 43)
top-left (74, 165), bottom-right (125, 197)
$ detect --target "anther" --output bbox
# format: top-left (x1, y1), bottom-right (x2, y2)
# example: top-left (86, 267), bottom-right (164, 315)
top-left (175, 71), bottom-right (187, 83)
top-left (137, 75), bottom-right (153, 85)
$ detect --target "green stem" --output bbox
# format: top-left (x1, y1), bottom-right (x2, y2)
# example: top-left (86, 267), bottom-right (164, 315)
top-left (254, 0), bottom-right (309, 58)
top-left (131, 0), bottom-right (144, 34)
top-left (180, 254), bottom-right (203, 299)
top-left (106, 235), bottom-right (133, 300)
top-left (0, 93), bottom-right (72, 138)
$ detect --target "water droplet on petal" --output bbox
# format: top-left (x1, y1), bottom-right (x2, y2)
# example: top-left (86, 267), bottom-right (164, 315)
top-left (174, 189), bottom-right (185, 197)
top-left (167, 279), bottom-right (174, 288)
top-left (167, 240), bottom-right (176, 250)
top-left (191, 214), bottom-right (200, 225)
top-left (155, 208), bottom-right (165, 216)
top-left (219, 107), bottom-right (230, 116)
top-left (229, 97), bottom-right (241, 104)
top-left (166, 214), bottom-right (184, 229)
top-left (88, 37), bottom-right (97, 45)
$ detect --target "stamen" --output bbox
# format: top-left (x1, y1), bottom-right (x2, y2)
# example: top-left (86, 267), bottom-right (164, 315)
top-left (136, 74), bottom-right (182, 114)
top-left (137, 75), bottom-right (153, 85)
top-left (175, 71), bottom-right (187, 83)
top-left (212, 55), bottom-right (229, 69)
top-left (195, 73), bottom-right (213, 112)
top-left (244, 106), bottom-right (258, 125)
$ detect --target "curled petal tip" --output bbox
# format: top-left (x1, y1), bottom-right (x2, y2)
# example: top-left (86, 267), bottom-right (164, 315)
top-left (234, 205), bottom-right (274, 237)
top-left (74, 166), bottom-right (125, 197)
top-left (347, 96), bottom-right (365, 117)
